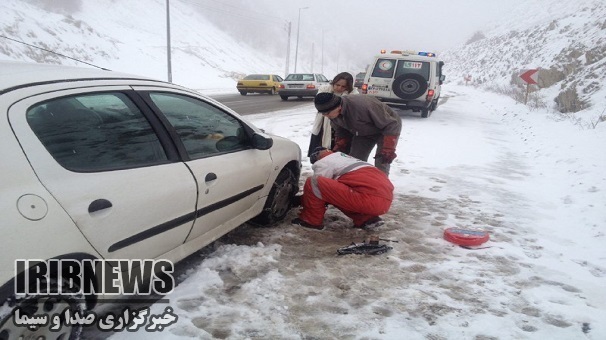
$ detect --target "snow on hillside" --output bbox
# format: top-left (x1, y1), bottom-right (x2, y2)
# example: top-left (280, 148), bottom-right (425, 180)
top-left (0, 0), bottom-right (284, 90)
top-left (442, 0), bottom-right (606, 122)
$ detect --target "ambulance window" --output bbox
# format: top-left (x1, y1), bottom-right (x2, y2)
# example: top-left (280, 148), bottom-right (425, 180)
top-left (395, 60), bottom-right (430, 80)
top-left (371, 59), bottom-right (395, 78)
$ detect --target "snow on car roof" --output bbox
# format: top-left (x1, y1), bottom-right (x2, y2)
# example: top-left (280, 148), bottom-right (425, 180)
top-left (0, 61), bottom-right (157, 93)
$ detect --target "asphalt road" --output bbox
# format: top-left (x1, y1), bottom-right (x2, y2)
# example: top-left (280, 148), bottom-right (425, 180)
top-left (209, 93), bottom-right (313, 115)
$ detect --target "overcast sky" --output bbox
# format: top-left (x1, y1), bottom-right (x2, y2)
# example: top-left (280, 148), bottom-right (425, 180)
top-left (187, 0), bottom-right (527, 72)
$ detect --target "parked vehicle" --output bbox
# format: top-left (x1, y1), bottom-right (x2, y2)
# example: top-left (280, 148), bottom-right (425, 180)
top-left (279, 73), bottom-right (330, 100)
top-left (354, 72), bottom-right (366, 88)
top-left (362, 50), bottom-right (445, 118)
top-left (236, 74), bottom-right (283, 95)
top-left (0, 61), bottom-right (301, 339)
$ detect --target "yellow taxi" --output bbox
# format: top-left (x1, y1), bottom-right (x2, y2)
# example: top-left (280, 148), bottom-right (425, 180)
top-left (236, 74), bottom-right (283, 95)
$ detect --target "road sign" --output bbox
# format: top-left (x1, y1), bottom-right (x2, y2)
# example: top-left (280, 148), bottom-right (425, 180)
top-left (520, 69), bottom-right (538, 84)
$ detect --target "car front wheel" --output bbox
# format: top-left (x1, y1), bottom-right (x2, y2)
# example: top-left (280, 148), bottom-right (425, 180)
top-left (251, 168), bottom-right (298, 225)
top-left (0, 279), bottom-right (84, 340)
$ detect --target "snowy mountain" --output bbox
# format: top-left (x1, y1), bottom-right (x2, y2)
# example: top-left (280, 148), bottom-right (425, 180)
top-left (442, 0), bottom-right (606, 120)
top-left (1, 0), bottom-right (605, 122)
top-left (0, 0), bottom-right (284, 90)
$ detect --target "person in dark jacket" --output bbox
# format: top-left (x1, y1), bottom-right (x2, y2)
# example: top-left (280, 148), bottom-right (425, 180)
top-left (314, 92), bottom-right (402, 175)
top-left (307, 72), bottom-right (359, 156)
top-left (292, 147), bottom-right (394, 230)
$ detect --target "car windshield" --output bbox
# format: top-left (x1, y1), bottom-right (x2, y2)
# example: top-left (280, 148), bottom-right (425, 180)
top-left (356, 73), bottom-right (366, 80)
top-left (244, 74), bottom-right (269, 80)
top-left (285, 74), bottom-right (314, 81)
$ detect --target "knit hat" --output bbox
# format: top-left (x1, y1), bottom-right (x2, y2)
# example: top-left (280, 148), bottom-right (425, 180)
top-left (310, 147), bottom-right (333, 164)
top-left (314, 92), bottom-right (342, 113)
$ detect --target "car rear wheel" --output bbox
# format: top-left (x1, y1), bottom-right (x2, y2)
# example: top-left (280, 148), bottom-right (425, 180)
top-left (421, 107), bottom-right (430, 118)
top-left (430, 97), bottom-right (439, 111)
top-left (270, 88), bottom-right (276, 95)
top-left (251, 168), bottom-right (297, 226)
top-left (280, 95), bottom-right (288, 101)
top-left (239, 91), bottom-right (247, 96)
top-left (392, 73), bottom-right (428, 100)
top-left (0, 279), bottom-right (84, 340)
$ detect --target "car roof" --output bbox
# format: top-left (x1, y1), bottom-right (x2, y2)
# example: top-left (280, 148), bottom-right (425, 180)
top-left (0, 61), bottom-right (158, 94)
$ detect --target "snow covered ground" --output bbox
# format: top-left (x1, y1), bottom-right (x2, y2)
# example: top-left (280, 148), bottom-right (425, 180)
top-left (106, 84), bottom-right (606, 340)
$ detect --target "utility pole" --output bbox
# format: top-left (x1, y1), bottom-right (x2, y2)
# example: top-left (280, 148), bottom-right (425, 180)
top-left (284, 21), bottom-right (291, 77)
top-left (166, 0), bottom-right (172, 82)
top-left (321, 29), bottom-right (324, 74)
top-left (294, 7), bottom-right (308, 73)
top-left (311, 42), bottom-right (314, 72)
top-left (336, 44), bottom-right (340, 74)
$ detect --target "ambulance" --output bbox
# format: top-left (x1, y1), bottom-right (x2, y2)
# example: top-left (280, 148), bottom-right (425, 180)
top-left (362, 50), bottom-right (445, 118)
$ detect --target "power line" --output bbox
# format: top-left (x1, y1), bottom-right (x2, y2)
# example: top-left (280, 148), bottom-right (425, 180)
top-left (0, 34), bottom-right (109, 70)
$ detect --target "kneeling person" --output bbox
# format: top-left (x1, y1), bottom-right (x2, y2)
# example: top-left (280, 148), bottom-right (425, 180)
top-left (292, 148), bottom-right (394, 230)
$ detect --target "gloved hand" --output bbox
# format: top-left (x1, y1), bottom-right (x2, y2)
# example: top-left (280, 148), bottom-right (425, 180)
top-left (332, 136), bottom-right (350, 153)
top-left (376, 135), bottom-right (398, 164)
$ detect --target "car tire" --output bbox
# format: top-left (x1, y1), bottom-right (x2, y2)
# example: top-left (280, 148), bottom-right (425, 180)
top-left (270, 88), bottom-right (276, 95)
top-left (0, 278), bottom-right (84, 340)
top-left (392, 73), bottom-right (428, 100)
top-left (280, 95), bottom-right (288, 101)
top-left (421, 107), bottom-right (430, 118)
top-left (250, 167), bottom-right (298, 226)
top-left (240, 91), bottom-right (247, 96)
top-left (430, 97), bottom-right (439, 111)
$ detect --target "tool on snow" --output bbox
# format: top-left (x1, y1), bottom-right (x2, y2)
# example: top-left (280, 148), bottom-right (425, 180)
top-left (337, 236), bottom-right (393, 255)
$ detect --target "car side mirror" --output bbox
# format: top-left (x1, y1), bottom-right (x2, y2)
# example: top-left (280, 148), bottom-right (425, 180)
top-left (251, 132), bottom-right (273, 150)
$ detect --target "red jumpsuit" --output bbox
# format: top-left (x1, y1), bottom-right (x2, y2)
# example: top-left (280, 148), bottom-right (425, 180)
top-left (298, 152), bottom-right (394, 227)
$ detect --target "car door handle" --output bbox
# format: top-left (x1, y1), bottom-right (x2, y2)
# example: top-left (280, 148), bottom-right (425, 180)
top-left (205, 173), bottom-right (217, 182)
top-left (88, 199), bottom-right (113, 213)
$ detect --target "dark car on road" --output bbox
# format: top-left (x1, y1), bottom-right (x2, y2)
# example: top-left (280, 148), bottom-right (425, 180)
top-left (354, 72), bottom-right (366, 89)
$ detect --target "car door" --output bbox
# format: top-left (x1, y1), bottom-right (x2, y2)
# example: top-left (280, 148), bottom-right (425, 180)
top-left (8, 87), bottom-right (198, 260)
top-left (138, 89), bottom-right (273, 241)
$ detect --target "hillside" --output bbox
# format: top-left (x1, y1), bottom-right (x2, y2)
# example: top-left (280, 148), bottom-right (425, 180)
top-left (0, 0), bottom-right (283, 90)
top-left (1, 0), bottom-right (605, 124)
top-left (442, 0), bottom-right (606, 121)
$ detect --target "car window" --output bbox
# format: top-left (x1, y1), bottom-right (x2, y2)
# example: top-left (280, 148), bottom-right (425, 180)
top-left (244, 74), bottom-right (269, 80)
top-left (26, 93), bottom-right (168, 172)
top-left (371, 58), bottom-right (396, 78)
top-left (285, 74), bottom-right (314, 81)
top-left (148, 93), bottom-right (249, 160)
top-left (275, 75), bottom-right (283, 82)
top-left (396, 60), bottom-right (430, 80)
top-left (318, 75), bottom-right (328, 82)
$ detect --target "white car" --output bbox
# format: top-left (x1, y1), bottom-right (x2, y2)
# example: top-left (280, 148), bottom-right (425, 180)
top-left (279, 73), bottom-right (330, 100)
top-left (0, 61), bottom-right (301, 339)
top-left (362, 50), bottom-right (445, 118)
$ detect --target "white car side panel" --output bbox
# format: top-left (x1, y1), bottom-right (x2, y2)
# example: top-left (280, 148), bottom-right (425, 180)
top-left (0, 92), bottom-right (102, 287)
top-left (8, 87), bottom-right (198, 260)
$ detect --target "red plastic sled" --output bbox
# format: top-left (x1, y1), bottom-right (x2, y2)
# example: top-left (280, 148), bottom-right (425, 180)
top-left (444, 227), bottom-right (489, 246)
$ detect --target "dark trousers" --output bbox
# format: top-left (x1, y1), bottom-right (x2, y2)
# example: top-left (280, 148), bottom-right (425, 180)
top-left (349, 134), bottom-right (390, 175)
